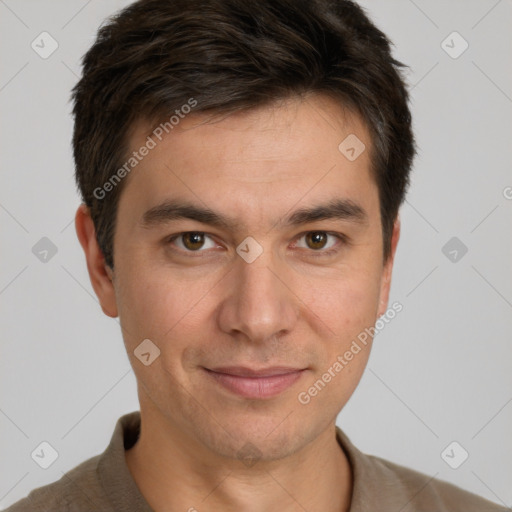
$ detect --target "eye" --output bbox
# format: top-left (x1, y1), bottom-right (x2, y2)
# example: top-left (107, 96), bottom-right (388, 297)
top-left (165, 230), bottom-right (346, 257)
top-left (293, 231), bottom-right (345, 256)
top-left (166, 232), bottom-right (218, 252)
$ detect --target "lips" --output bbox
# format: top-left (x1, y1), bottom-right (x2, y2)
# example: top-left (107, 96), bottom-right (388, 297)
top-left (203, 366), bottom-right (306, 399)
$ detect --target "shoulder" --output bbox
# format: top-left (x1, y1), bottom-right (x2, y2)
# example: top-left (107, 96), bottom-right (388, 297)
top-left (336, 427), bottom-right (507, 512)
top-left (369, 453), bottom-right (508, 512)
top-left (4, 454), bottom-right (111, 512)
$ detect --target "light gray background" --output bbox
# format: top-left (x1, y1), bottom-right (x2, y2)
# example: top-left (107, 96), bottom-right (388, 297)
top-left (1, 0), bottom-right (511, 509)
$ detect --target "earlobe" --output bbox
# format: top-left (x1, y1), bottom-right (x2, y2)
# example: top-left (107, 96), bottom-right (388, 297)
top-left (75, 204), bottom-right (118, 318)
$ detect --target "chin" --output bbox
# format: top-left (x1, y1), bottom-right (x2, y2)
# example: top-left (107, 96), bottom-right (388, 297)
top-left (193, 415), bottom-right (314, 464)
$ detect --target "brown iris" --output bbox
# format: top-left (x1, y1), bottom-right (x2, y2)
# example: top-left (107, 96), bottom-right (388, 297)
top-left (182, 232), bottom-right (205, 251)
top-left (305, 232), bottom-right (328, 250)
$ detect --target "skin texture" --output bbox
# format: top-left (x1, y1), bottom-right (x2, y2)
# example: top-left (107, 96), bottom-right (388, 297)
top-left (76, 94), bottom-right (400, 512)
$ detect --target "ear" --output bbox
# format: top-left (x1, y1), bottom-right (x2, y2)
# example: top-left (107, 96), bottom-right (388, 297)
top-left (377, 216), bottom-right (400, 318)
top-left (75, 204), bottom-right (118, 318)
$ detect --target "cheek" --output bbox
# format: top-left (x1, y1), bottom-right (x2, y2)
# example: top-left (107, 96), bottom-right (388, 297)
top-left (305, 267), bottom-right (383, 336)
top-left (296, 276), bottom-right (379, 415)
top-left (115, 262), bottom-right (216, 351)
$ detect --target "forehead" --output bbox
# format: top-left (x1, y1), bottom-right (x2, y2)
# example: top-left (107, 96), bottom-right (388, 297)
top-left (117, 94), bottom-right (378, 229)
top-left (128, 94), bottom-right (371, 169)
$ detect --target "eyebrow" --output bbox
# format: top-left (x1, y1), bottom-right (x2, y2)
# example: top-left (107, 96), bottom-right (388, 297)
top-left (140, 198), bottom-right (368, 231)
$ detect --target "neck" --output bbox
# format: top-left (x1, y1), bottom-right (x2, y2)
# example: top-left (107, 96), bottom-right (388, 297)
top-left (125, 406), bottom-right (352, 512)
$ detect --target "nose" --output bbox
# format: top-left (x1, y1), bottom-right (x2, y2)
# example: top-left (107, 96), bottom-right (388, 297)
top-left (216, 251), bottom-right (299, 345)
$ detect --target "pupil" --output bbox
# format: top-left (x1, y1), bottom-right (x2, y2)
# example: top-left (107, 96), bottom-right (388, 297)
top-left (309, 232), bottom-right (326, 249)
top-left (185, 232), bottom-right (204, 250)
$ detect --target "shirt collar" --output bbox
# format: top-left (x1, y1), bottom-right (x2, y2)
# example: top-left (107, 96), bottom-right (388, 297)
top-left (98, 410), bottom-right (395, 512)
top-left (97, 411), bottom-right (153, 512)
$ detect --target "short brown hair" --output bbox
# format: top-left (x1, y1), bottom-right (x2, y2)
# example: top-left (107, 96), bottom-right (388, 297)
top-left (72, 0), bottom-right (416, 268)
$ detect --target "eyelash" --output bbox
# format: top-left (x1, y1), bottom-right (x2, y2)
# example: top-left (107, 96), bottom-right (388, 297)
top-left (164, 231), bottom-right (348, 258)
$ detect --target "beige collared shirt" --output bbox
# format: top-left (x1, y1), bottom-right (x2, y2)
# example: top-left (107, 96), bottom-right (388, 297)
top-left (5, 411), bottom-right (507, 511)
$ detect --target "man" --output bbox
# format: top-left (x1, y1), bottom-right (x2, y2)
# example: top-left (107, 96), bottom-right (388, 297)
top-left (6, 0), bottom-right (507, 510)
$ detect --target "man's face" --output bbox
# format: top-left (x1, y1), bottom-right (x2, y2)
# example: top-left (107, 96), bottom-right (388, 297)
top-left (103, 94), bottom-right (397, 461)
